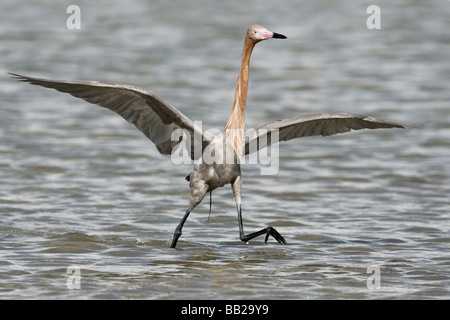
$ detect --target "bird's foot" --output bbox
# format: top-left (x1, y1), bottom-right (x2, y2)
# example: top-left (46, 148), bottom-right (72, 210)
top-left (264, 226), bottom-right (287, 245)
top-left (240, 226), bottom-right (286, 245)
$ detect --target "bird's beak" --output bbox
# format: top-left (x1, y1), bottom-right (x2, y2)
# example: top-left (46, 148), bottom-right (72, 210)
top-left (272, 32), bottom-right (287, 39)
top-left (259, 29), bottom-right (287, 40)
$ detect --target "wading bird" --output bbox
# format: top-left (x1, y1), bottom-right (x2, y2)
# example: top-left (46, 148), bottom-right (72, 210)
top-left (10, 25), bottom-right (404, 248)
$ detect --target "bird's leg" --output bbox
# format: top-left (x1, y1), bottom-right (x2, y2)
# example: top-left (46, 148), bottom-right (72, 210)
top-left (171, 209), bottom-right (191, 248)
top-left (231, 177), bottom-right (286, 245)
top-left (236, 204), bottom-right (286, 244)
top-left (171, 179), bottom-right (209, 248)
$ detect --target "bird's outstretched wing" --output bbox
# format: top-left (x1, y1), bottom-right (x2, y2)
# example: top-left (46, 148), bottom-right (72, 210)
top-left (244, 113), bottom-right (405, 155)
top-left (9, 73), bottom-right (207, 159)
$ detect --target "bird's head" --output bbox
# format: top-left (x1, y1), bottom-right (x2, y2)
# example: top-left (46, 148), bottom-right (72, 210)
top-left (247, 25), bottom-right (287, 43)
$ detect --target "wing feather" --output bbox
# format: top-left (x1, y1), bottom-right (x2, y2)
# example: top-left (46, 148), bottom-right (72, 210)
top-left (9, 73), bottom-right (207, 159)
top-left (245, 113), bottom-right (404, 155)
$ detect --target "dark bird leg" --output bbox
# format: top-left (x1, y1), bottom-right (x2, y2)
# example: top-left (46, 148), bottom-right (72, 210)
top-left (236, 205), bottom-right (286, 244)
top-left (171, 179), bottom-right (209, 248)
top-left (231, 177), bottom-right (286, 245)
top-left (171, 209), bottom-right (191, 248)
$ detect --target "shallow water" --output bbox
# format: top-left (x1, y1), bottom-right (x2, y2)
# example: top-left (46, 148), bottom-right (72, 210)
top-left (1, 0), bottom-right (449, 299)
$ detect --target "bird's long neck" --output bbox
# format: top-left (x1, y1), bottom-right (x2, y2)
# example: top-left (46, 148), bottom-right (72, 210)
top-left (223, 37), bottom-right (256, 159)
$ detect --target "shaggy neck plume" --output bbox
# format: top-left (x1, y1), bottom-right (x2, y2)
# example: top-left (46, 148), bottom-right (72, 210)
top-left (223, 37), bottom-right (256, 160)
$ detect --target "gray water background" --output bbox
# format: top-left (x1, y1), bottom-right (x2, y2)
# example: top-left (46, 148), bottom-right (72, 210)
top-left (1, 0), bottom-right (449, 299)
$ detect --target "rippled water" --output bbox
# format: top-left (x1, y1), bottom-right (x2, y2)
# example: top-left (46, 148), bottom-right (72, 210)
top-left (1, 0), bottom-right (449, 299)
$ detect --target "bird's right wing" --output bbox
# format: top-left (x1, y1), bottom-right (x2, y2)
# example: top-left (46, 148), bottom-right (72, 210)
top-left (10, 73), bottom-right (208, 160)
top-left (244, 113), bottom-right (405, 155)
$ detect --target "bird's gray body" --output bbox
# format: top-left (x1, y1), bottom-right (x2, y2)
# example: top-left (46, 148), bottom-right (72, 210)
top-left (187, 141), bottom-right (241, 210)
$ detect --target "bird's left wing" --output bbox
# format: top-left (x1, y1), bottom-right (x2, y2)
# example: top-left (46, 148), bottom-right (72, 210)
top-left (244, 113), bottom-right (405, 155)
top-left (9, 73), bottom-right (208, 160)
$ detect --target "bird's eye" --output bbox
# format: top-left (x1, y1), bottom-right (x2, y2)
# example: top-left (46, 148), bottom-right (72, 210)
top-left (252, 30), bottom-right (258, 35)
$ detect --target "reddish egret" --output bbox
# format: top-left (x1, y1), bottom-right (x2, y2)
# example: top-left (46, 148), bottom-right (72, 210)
top-left (9, 25), bottom-right (404, 248)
